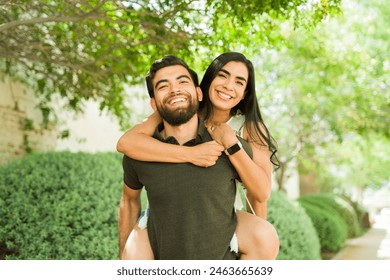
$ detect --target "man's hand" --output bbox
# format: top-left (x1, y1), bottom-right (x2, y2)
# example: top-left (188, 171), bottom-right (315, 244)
top-left (188, 141), bottom-right (224, 167)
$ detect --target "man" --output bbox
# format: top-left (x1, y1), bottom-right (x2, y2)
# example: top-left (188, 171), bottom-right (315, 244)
top-left (118, 55), bottom-right (244, 259)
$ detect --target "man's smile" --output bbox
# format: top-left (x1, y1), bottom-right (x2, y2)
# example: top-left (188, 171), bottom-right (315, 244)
top-left (166, 95), bottom-right (189, 105)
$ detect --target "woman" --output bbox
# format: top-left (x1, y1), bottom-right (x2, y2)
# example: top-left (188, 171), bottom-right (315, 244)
top-left (117, 52), bottom-right (279, 260)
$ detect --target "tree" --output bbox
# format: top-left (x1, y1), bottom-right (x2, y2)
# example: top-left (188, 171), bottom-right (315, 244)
top-left (0, 0), bottom-right (341, 129)
top-left (320, 133), bottom-right (390, 193)
top-left (256, 0), bottom-right (390, 191)
top-left (1, 0), bottom-right (198, 128)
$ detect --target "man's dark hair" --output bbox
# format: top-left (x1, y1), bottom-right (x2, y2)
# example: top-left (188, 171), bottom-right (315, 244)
top-left (146, 55), bottom-right (199, 98)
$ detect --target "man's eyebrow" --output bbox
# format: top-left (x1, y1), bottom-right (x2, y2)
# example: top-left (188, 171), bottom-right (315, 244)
top-left (219, 68), bottom-right (247, 83)
top-left (155, 75), bottom-right (191, 89)
top-left (177, 74), bottom-right (191, 81)
top-left (155, 79), bottom-right (168, 89)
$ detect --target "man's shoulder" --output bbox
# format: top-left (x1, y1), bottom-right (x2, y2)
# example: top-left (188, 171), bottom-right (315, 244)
top-left (122, 154), bottom-right (132, 168)
top-left (122, 154), bottom-right (141, 169)
top-left (122, 154), bottom-right (131, 162)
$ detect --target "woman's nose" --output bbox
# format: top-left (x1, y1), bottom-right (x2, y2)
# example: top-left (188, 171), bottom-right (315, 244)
top-left (223, 78), bottom-right (234, 90)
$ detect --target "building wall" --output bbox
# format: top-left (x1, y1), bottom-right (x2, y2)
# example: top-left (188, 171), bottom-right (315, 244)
top-left (0, 76), bottom-right (57, 165)
top-left (54, 101), bottom-right (125, 153)
top-left (54, 84), bottom-right (150, 153)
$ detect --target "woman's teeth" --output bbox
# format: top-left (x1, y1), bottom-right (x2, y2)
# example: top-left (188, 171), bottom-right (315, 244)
top-left (218, 91), bottom-right (232, 100)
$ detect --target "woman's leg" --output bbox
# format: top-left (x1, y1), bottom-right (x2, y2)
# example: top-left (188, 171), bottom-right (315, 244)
top-left (121, 225), bottom-right (154, 260)
top-left (236, 211), bottom-right (279, 260)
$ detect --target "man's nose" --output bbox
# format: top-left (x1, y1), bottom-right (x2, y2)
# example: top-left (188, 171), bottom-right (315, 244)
top-left (170, 84), bottom-right (181, 94)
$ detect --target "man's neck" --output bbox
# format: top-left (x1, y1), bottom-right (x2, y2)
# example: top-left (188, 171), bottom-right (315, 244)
top-left (161, 115), bottom-right (199, 145)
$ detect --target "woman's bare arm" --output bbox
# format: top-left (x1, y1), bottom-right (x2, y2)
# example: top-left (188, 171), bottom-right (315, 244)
top-left (246, 195), bottom-right (268, 219)
top-left (207, 123), bottom-right (272, 218)
top-left (116, 112), bottom-right (224, 166)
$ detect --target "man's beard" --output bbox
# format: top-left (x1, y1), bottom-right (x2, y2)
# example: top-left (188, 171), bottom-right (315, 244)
top-left (156, 97), bottom-right (199, 126)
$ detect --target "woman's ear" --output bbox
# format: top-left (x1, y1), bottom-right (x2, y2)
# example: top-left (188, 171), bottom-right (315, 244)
top-left (150, 98), bottom-right (157, 111)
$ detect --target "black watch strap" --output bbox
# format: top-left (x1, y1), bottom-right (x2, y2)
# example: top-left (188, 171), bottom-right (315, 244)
top-left (224, 141), bottom-right (242, 156)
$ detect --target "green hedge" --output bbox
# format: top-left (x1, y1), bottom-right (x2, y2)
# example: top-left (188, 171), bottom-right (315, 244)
top-left (1, 152), bottom-right (320, 260)
top-left (0, 152), bottom-right (123, 259)
top-left (268, 191), bottom-right (321, 260)
top-left (301, 194), bottom-right (362, 238)
top-left (297, 199), bottom-right (348, 252)
top-left (339, 194), bottom-right (370, 230)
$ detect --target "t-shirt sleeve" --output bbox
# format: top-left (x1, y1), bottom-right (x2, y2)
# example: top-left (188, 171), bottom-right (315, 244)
top-left (122, 155), bottom-right (143, 190)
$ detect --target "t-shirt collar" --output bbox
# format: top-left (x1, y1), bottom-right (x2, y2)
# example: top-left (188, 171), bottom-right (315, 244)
top-left (153, 118), bottom-right (208, 146)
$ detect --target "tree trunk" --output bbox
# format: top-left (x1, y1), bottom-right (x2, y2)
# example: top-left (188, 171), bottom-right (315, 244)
top-left (299, 170), bottom-right (319, 196)
top-left (275, 162), bottom-right (287, 192)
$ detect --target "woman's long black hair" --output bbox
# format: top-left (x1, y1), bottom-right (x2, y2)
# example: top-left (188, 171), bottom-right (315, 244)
top-left (199, 52), bottom-right (279, 169)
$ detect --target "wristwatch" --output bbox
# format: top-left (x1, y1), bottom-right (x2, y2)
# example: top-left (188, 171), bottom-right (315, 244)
top-left (224, 141), bottom-right (242, 156)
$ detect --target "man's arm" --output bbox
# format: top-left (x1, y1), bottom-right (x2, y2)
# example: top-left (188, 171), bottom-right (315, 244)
top-left (118, 184), bottom-right (141, 258)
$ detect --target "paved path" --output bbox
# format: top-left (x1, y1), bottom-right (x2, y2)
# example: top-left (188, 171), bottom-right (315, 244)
top-left (332, 209), bottom-right (390, 260)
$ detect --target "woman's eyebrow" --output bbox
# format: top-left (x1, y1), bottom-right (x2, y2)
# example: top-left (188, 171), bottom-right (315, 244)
top-left (220, 68), bottom-right (247, 83)
top-left (219, 69), bottom-right (230, 76)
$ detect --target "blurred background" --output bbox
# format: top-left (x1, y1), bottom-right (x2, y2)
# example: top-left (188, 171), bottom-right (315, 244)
top-left (0, 0), bottom-right (388, 260)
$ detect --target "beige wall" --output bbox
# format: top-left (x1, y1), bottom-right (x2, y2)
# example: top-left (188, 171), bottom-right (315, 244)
top-left (0, 76), bottom-right (57, 165)
top-left (55, 101), bottom-right (125, 153)
top-left (54, 85), bottom-right (150, 153)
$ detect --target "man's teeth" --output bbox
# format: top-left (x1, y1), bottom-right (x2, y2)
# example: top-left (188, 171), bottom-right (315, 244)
top-left (170, 98), bottom-right (186, 104)
top-left (218, 91), bottom-right (232, 100)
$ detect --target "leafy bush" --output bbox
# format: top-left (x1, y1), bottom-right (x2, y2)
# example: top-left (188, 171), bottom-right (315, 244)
top-left (0, 151), bottom-right (123, 259)
top-left (338, 194), bottom-right (370, 230)
top-left (297, 199), bottom-right (348, 252)
top-left (268, 191), bottom-right (321, 260)
top-left (1, 151), bottom-right (320, 260)
top-left (298, 194), bottom-right (361, 238)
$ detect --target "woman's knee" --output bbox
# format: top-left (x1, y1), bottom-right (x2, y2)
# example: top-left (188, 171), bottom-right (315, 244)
top-left (237, 213), bottom-right (279, 259)
top-left (252, 220), bottom-right (279, 258)
top-left (122, 226), bottom-right (154, 260)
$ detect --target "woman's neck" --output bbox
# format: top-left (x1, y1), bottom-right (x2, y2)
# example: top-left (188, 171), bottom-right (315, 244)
top-left (208, 109), bottom-right (232, 124)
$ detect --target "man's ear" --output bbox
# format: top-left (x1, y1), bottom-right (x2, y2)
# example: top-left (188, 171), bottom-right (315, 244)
top-left (196, 87), bottom-right (203, 102)
top-left (150, 98), bottom-right (157, 111)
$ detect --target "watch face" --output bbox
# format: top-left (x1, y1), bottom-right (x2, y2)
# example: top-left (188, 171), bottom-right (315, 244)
top-left (227, 143), bottom-right (241, 155)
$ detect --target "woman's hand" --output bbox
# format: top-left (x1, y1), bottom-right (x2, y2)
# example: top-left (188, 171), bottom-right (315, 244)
top-left (206, 123), bottom-right (238, 149)
top-left (187, 141), bottom-right (224, 167)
